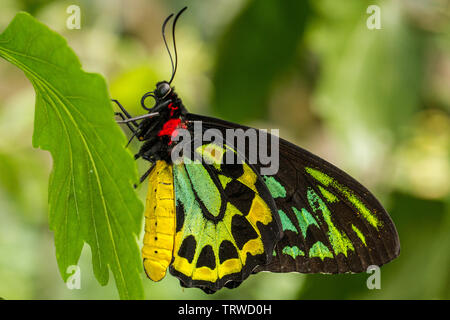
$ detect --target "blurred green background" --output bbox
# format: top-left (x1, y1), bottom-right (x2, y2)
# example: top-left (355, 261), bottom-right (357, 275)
top-left (0, 0), bottom-right (448, 299)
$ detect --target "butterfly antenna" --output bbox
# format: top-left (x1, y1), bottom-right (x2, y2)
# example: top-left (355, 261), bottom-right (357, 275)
top-left (162, 13), bottom-right (175, 80)
top-left (169, 6), bottom-right (188, 84)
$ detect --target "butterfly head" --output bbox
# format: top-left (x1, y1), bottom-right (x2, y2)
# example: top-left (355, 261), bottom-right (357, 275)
top-left (154, 81), bottom-right (172, 100)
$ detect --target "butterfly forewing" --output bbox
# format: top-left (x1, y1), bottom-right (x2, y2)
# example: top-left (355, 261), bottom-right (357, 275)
top-left (169, 139), bottom-right (282, 293)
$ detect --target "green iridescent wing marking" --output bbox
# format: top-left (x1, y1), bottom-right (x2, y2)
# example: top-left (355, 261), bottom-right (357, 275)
top-left (170, 141), bottom-right (281, 293)
top-left (187, 113), bottom-right (400, 274)
top-left (259, 156), bottom-right (399, 274)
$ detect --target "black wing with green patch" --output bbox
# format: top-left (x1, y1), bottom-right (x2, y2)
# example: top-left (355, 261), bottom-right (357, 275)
top-left (187, 113), bottom-right (400, 274)
top-left (170, 139), bottom-right (282, 293)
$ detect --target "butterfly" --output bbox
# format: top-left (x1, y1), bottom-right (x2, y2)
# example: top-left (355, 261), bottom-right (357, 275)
top-left (114, 7), bottom-right (400, 294)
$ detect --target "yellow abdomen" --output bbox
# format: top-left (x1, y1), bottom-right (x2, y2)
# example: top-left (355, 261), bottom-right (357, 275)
top-left (142, 160), bottom-right (176, 281)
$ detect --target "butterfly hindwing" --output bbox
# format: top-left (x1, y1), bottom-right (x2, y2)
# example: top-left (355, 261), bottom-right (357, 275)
top-left (259, 141), bottom-right (400, 273)
top-left (169, 140), bottom-right (282, 293)
top-left (186, 113), bottom-right (400, 274)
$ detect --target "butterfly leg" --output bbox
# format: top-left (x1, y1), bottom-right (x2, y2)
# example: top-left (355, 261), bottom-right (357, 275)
top-left (140, 162), bottom-right (156, 183)
top-left (133, 162), bottom-right (156, 188)
top-left (115, 111), bottom-right (138, 133)
top-left (112, 99), bottom-right (139, 127)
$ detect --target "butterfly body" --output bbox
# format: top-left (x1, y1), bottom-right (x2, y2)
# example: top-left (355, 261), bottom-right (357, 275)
top-left (142, 160), bottom-right (176, 281)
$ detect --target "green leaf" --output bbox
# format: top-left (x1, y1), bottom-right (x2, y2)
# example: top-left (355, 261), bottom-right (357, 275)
top-left (0, 12), bottom-right (144, 299)
top-left (212, 0), bottom-right (309, 122)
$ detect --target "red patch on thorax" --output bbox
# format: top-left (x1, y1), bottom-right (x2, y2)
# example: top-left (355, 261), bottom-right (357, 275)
top-left (168, 102), bottom-right (178, 117)
top-left (158, 117), bottom-right (186, 145)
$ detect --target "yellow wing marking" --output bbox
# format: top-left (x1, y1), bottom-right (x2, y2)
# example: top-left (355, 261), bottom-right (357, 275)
top-left (171, 158), bottom-right (273, 283)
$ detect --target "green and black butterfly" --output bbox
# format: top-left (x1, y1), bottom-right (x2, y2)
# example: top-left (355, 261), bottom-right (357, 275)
top-left (114, 7), bottom-right (400, 294)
